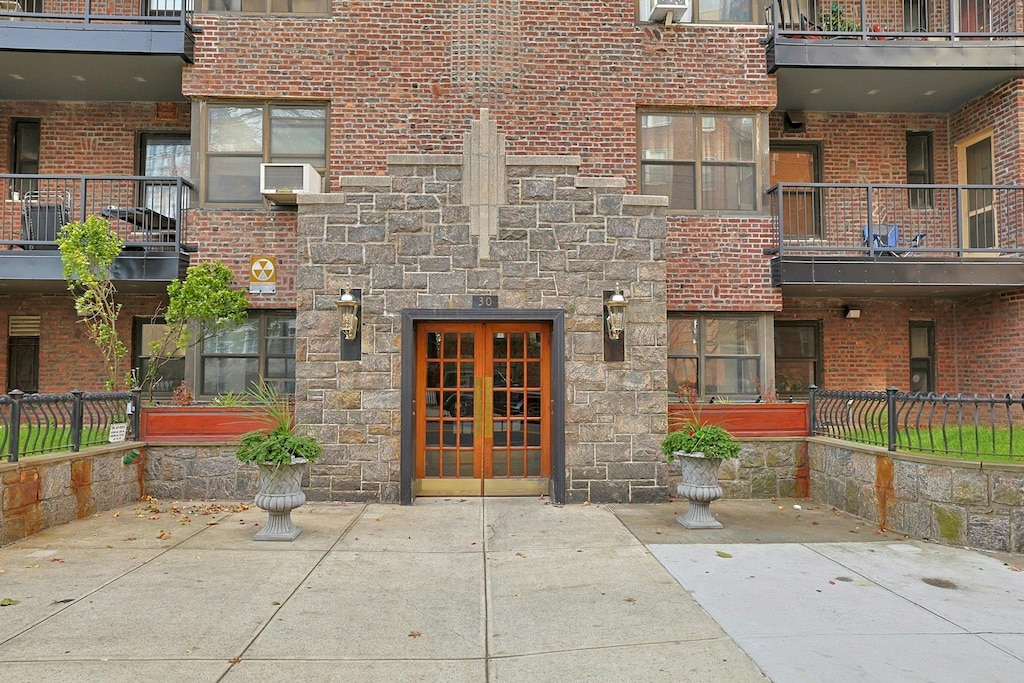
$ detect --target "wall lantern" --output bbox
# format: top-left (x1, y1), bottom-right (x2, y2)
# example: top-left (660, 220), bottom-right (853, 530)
top-left (844, 306), bottom-right (861, 319)
top-left (336, 286), bottom-right (361, 341)
top-left (605, 284), bottom-right (628, 340)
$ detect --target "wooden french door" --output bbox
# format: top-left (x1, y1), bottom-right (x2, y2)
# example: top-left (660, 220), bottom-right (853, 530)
top-left (414, 322), bottom-right (551, 496)
top-left (770, 143), bottom-right (822, 238)
top-left (958, 132), bottom-right (996, 250)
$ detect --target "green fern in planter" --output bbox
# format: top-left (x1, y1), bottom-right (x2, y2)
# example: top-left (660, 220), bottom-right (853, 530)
top-left (662, 424), bottom-right (741, 461)
top-left (234, 381), bottom-right (322, 467)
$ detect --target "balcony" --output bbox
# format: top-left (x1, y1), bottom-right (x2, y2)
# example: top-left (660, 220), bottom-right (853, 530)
top-left (0, 174), bottom-right (195, 294)
top-left (766, 182), bottom-right (1024, 297)
top-left (0, 0), bottom-right (194, 102)
top-left (765, 0), bottom-right (1024, 112)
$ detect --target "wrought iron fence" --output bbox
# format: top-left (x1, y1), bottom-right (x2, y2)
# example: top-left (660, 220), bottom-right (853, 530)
top-left (766, 183), bottom-right (1024, 258)
top-left (0, 389), bottom-right (141, 463)
top-left (767, 0), bottom-right (1023, 40)
top-left (809, 386), bottom-right (1024, 458)
top-left (0, 174), bottom-right (193, 252)
top-left (0, 0), bottom-right (193, 26)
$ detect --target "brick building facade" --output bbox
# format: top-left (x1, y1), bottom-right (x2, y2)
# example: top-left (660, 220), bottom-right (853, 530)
top-left (2, 1), bottom-right (1023, 502)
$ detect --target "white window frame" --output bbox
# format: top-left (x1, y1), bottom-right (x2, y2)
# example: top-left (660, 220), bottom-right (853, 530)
top-left (639, 111), bottom-right (764, 213)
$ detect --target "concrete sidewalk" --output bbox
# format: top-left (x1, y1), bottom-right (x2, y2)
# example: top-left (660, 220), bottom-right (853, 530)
top-left (613, 500), bottom-right (1024, 683)
top-left (1, 497), bottom-right (1022, 682)
top-left (0, 498), bottom-right (764, 682)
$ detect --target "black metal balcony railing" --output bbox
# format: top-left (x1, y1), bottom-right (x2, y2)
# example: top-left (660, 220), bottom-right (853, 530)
top-left (809, 386), bottom-right (1024, 459)
top-left (766, 183), bottom-right (1024, 259)
top-left (0, 388), bottom-right (141, 463)
top-left (0, 174), bottom-right (193, 252)
top-left (0, 0), bottom-right (192, 28)
top-left (767, 0), bottom-right (1023, 41)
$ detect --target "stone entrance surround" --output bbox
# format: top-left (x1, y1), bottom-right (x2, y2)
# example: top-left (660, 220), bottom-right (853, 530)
top-left (294, 113), bottom-right (669, 503)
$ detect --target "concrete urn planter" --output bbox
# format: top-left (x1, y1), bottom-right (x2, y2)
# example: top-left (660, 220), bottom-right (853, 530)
top-left (675, 452), bottom-right (724, 529)
top-left (253, 458), bottom-right (308, 541)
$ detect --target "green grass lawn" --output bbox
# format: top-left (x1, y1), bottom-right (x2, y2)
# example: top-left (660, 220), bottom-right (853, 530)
top-left (0, 425), bottom-right (119, 458)
top-left (846, 425), bottom-right (1024, 461)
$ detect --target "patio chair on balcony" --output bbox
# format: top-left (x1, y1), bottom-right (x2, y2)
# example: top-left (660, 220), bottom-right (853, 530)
top-left (20, 190), bottom-right (72, 251)
top-left (862, 224), bottom-right (927, 257)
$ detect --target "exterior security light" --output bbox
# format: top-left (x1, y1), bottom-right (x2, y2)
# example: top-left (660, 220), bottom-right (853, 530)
top-left (605, 284), bottom-right (628, 340)
top-left (336, 286), bottom-right (361, 341)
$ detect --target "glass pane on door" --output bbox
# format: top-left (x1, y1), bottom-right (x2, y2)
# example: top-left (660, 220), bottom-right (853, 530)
top-left (964, 137), bottom-right (995, 249)
top-left (490, 330), bottom-right (545, 478)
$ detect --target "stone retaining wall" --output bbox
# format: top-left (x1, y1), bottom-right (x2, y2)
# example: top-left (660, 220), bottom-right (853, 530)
top-left (142, 438), bottom-right (807, 505)
top-left (0, 443), bottom-right (144, 546)
top-left (718, 439), bottom-right (808, 500)
top-left (809, 437), bottom-right (1024, 553)
top-left (143, 443), bottom-right (258, 502)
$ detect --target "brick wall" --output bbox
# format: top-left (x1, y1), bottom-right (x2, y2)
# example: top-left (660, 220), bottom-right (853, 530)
top-left (0, 294), bottom-right (165, 393)
top-left (0, 102), bottom-right (189, 176)
top-left (777, 297), bottom-right (960, 392)
top-left (184, 13), bottom-right (774, 183)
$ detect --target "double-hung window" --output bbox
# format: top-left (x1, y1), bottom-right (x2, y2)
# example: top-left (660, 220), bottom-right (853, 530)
top-left (694, 0), bottom-right (758, 23)
top-left (200, 311), bottom-right (296, 396)
top-left (203, 102), bottom-right (327, 206)
top-left (668, 313), bottom-right (770, 402)
top-left (133, 318), bottom-right (186, 397)
top-left (773, 321), bottom-right (821, 399)
top-left (640, 112), bottom-right (759, 212)
top-left (140, 132), bottom-right (191, 219)
top-left (906, 131), bottom-right (934, 209)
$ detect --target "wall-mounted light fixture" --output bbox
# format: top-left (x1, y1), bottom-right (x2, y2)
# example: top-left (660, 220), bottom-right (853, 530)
top-left (336, 286), bottom-right (361, 341)
top-left (605, 284), bottom-right (628, 340)
top-left (844, 306), bottom-right (861, 319)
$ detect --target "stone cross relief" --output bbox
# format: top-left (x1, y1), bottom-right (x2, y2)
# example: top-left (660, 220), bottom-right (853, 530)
top-left (463, 108), bottom-right (507, 260)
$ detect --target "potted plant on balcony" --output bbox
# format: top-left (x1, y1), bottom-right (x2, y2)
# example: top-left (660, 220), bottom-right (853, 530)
top-left (662, 422), bottom-right (741, 529)
top-left (235, 381), bottom-right (322, 541)
top-left (817, 1), bottom-right (860, 33)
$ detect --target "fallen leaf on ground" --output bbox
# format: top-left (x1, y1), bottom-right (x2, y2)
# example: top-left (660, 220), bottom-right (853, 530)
top-left (50, 558), bottom-right (64, 564)
top-left (409, 631), bottom-right (422, 638)
top-left (624, 597), bottom-right (636, 603)
top-left (206, 521), bottom-right (219, 526)
top-left (716, 551), bottom-right (733, 558)
top-left (229, 657), bottom-right (242, 664)
top-left (157, 530), bottom-right (171, 540)
top-left (1008, 565), bottom-right (1022, 572)
top-left (515, 552), bottom-right (527, 558)
top-left (51, 599), bottom-right (74, 605)
top-left (1, 598), bottom-right (20, 606)
top-left (811, 521), bottom-right (819, 525)
top-left (179, 516), bottom-right (191, 524)
top-left (271, 601), bottom-right (281, 605)
top-left (113, 511), bottom-right (120, 517)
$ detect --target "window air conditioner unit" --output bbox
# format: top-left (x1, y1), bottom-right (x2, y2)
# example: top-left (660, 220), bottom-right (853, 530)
top-left (259, 163), bottom-right (323, 205)
top-left (640, 0), bottom-right (691, 24)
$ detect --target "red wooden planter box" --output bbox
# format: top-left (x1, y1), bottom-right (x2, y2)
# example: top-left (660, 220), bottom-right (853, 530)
top-left (668, 403), bottom-right (809, 437)
top-left (140, 406), bottom-right (271, 442)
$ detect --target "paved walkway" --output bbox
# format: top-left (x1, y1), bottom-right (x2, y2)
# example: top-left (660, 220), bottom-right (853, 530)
top-left (1, 497), bottom-right (1022, 682)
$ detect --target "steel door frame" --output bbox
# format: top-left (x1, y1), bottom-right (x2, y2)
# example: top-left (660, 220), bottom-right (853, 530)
top-left (400, 309), bottom-right (566, 505)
